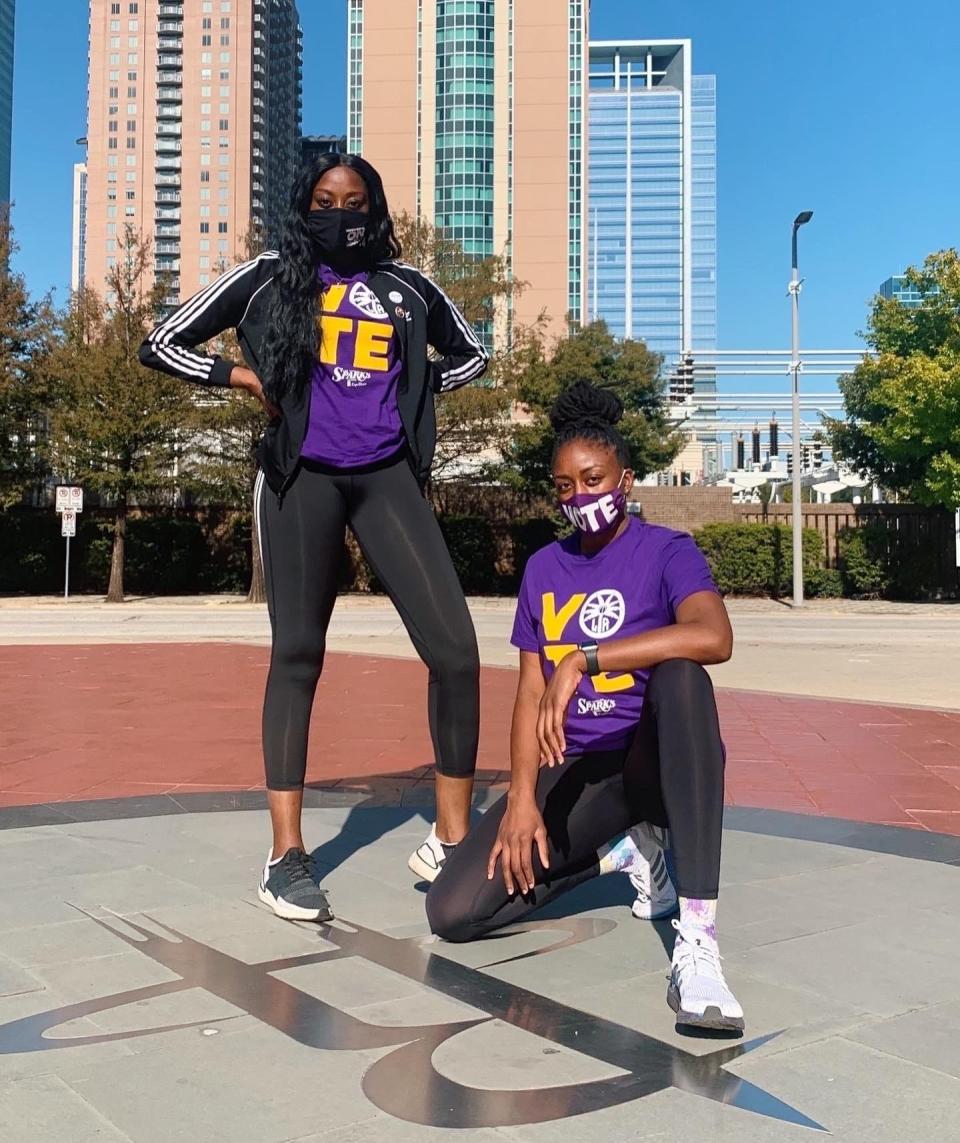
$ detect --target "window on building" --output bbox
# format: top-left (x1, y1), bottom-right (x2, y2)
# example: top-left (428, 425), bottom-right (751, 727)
top-left (126, 120), bottom-right (136, 132)
top-left (128, 2), bottom-right (138, 11)
top-left (126, 190), bottom-right (135, 200)
top-left (220, 35), bottom-right (230, 47)
top-left (202, 17), bottom-right (212, 29)
top-left (200, 170), bottom-right (210, 182)
top-left (126, 137), bottom-right (136, 149)
top-left (200, 222), bottom-right (210, 233)
top-left (199, 239), bottom-right (210, 251)
top-left (200, 121), bottom-right (210, 132)
top-left (108, 138), bottom-right (118, 149)
top-left (218, 221), bottom-right (228, 232)
top-left (219, 52), bottom-right (230, 64)
top-left (127, 102), bottom-right (136, 113)
top-left (219, 119), bottom-right (229, 131)
top-left (202, 35), bottom-right (212, 47)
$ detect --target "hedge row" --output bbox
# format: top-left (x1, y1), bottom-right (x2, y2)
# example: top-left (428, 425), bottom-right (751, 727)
top-left (1, 511), bottom-right (952, 600)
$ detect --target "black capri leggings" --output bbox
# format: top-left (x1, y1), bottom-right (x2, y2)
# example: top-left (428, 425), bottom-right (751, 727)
top-left (255, 454), bottom-right (480, 790)
top-left (426, 658), bottom-right (725, 942)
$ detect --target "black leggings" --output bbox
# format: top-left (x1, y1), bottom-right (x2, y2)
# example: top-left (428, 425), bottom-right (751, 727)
top-left (426, 658), bottom-right (725, 942)
top-left (256, 455), bottom-right (480, 790)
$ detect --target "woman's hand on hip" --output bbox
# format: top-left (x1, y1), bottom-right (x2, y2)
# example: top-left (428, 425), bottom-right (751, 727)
top-left (230, 365), bottom-right (281, 420)
top-left (537, 650), bottom-right (585, 766)
top-left (487, 794), bottom-right (549, 897)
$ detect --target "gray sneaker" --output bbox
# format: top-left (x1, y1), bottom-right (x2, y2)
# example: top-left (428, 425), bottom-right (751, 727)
top-left (258, 848), bottom-right (334, 921)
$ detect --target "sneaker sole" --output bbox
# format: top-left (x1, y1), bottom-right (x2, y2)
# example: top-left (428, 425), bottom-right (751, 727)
top-left (631, 894), bottom-right (679, 921)
top-left (407, 850), bottom-right (443, 883)
top-left (667, 983), bottom-right (745, 1032)
top-left (257, 884), bottom-right (333, 922)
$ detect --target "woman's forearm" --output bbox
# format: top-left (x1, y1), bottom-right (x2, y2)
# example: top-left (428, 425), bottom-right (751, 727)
top-left (508, 691), bottom-right (542, 803)
top-left (592, 620), bottom-right (732, 675)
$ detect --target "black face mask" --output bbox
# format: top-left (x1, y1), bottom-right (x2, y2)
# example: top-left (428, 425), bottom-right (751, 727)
top-left (305, 208), bottom-right (370, 268)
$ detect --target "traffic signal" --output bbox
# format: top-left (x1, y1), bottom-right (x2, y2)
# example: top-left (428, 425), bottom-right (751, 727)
top-left (786, 450), bottom-right (794, 477)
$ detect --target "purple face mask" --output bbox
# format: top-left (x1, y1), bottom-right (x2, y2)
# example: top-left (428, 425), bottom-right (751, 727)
top-left (559, 472), bottom-right (627, 535)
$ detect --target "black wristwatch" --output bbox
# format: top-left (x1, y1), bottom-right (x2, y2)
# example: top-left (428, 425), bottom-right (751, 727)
top-left (578, 641), bottom-right (600, 675)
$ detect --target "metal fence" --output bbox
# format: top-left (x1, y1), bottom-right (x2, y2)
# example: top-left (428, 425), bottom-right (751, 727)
top-left (738, 503), bottom-right (958, 581)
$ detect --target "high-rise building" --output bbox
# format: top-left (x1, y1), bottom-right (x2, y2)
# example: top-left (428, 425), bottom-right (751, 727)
top-left (300, 134), bottom-right (347, 168)
top-left (879, 274), bottom-right (928, 308)
top-left (83, 0), bottom-right (302, 307)
top-left (347, 0), bottom-right (588, 340)
top-left (586, 40), bottom-right (716, 359)
top-left (0, 0), bottom-right (14, 205)
top-left (72, 161), bottom-right (88, 290)
top-left (587, 41), bottom-right (718, 484)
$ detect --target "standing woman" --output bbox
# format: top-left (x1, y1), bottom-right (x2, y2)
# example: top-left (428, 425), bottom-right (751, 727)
top-left (140, 154), bottom-right (487, 920)
top-left (427, 381), bottom-right (744, 1032)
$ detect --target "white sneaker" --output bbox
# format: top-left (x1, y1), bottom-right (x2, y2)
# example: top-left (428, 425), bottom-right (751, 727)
top-left (626, 823), bottom-right (678, 920)
top-left (668, 919), bottom-right (744, 1032)
top-left (407, 825), bottom-right (457, 883)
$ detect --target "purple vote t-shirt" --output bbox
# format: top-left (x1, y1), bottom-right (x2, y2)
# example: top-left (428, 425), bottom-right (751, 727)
top-left (300, 266), bottom-right (405, 467)
top-left (511, 517), bottom-right (718, 755)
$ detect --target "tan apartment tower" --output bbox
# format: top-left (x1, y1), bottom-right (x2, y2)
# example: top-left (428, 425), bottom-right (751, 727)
top-left (83, 0), bottom-right (302, 308)
top-left (348, 0), bottom-right (587, 342)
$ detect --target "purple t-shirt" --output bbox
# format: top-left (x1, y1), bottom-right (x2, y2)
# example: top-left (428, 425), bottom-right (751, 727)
top-left (511, 518), bottom-right (718, 755)
top-left (300, 266), bottom-right (405, 467)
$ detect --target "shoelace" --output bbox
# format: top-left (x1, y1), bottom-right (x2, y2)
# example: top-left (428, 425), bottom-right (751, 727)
top-left (672, 919), bottom-right (727, 984)
top-left (279, 848), bottom-right (314, 883)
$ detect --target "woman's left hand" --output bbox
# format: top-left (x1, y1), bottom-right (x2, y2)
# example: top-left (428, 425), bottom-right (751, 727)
top-left (536, 651), bottom-right (585, 766)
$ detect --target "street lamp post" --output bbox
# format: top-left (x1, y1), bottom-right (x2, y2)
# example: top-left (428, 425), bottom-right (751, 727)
top-left (790, 211), bottom-right (813, 607)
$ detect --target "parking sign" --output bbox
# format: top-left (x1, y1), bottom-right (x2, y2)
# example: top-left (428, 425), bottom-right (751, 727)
top-left (55, 486), bottom-right (83, 513)
top-left (61, 510), bottom-right (77, 538)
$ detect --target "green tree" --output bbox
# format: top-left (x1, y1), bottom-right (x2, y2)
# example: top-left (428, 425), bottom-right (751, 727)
top-left (392, 212), bottom-right (542, 483)
top-left (501, 320), bottom-right (683, 493)
top-left (827, 250), bottom-right (960, 508)
top-left (45, 227), bottom-right (196, 601)
top-left (0, 209), bottom-right (57, 508)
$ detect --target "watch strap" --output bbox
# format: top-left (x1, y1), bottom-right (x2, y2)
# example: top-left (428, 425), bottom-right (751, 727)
top-left (579, 641), bottom-right (600, 675)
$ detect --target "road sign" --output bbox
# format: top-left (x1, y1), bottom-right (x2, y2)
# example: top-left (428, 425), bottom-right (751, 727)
top-left (55, 486), bottom-right (83, 513)
top-left (61, 510), bottom-right (77, 538)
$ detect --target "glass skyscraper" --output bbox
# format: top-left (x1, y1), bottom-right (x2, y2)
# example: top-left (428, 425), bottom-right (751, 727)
top-left (348, 0), bottom-right (587, 342)
top-left (586, 40), bottom-right (716, 360)
top-left (0, 0), bottom-right (14, 205)
top-left (879, 275), bottom-right (928, 308)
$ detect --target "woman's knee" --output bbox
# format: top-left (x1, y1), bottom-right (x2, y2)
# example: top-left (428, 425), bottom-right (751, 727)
top-left (425, 882), bottom-right (477, 943)
top-left (270, 634), bottom-right (327, 688)
top-left (647, 657), bottom-right (711, 701)
top-left (430, 636), bottom-right (480, 689)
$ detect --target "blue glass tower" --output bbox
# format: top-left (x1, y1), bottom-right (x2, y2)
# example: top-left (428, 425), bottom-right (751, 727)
top-left (0, 0), bottom-right (13, 205)
top-left (586, 40), bottom-right (716, 359)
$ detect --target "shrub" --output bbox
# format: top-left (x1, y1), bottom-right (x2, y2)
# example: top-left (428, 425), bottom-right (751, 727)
top-left (836, 526), bottom-right (890, 598)
top-left (439, 515), bottom-right (498, 594)
top-left (805, 568), bottom-right (844, 598)
top-left (694, 523), bottom-right (823, 597)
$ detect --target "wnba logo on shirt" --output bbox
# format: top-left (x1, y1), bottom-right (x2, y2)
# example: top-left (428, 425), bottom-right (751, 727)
top-left (540, 591), bottom-right (633, 696)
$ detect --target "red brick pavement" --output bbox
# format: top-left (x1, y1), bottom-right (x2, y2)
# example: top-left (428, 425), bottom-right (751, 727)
top-left (3, 643), bottom-right (960, 835)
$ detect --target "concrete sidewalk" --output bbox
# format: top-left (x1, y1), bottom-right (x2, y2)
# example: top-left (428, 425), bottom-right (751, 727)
top-left (2, 594), bottom-right (959, 710)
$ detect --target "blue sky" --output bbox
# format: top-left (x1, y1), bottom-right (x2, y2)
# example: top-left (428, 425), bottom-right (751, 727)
top-left (8, 0), bottom-right (959, 368)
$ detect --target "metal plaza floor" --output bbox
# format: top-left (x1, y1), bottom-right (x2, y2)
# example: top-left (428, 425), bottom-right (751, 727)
top-left (1, 625), bottom-right (959, 1140)
top-left (1, 801), bottom-right (960, 1141)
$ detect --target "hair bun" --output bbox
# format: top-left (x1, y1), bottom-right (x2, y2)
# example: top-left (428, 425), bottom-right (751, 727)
top-left (549, 380), bottom-right (624, 434)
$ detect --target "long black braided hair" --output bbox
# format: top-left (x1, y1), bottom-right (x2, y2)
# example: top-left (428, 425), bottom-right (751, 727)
top-left (261, 154), bottom-right (402, 403)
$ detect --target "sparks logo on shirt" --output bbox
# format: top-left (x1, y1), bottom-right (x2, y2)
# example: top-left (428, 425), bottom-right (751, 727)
top-left (539, 591), bottom-right (634, 697)
top-left (317, 282), bottom-right (394, 385)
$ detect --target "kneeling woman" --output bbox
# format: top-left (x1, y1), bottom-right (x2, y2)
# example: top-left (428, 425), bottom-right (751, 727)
top-left (426, 380), bottom-right (744, 1032)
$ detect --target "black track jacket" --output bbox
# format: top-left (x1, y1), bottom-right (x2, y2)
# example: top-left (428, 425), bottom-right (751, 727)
top-left (138, 251), bottom-right (489, 497)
